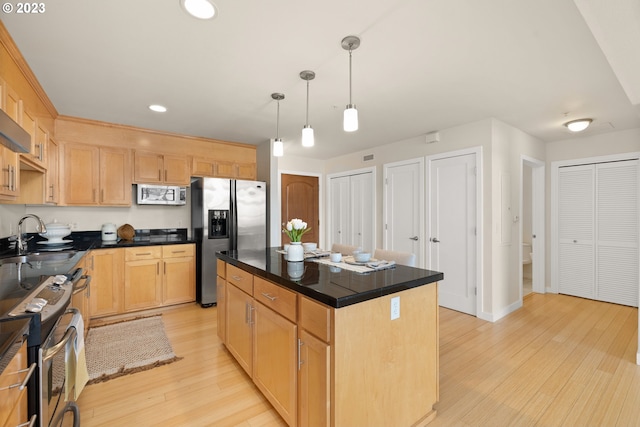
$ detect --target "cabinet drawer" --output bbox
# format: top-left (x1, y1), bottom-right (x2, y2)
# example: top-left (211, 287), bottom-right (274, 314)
top-left (254, 277), bottom-right (297, 322)
top-left (125, 246), bottom-right (162, 261)
top-left (226, 264), bottom-right (253, 295)
top-left (217, 258), bottom-right (226, 279)
top-left (162, 244), bottom-right (194, 259)
top-left (299, 296), bottom-right (332, 343)
top-left (0, 341), bottom-right (28, 425)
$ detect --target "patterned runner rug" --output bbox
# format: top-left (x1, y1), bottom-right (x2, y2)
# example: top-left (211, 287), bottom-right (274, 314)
top-left (85, 315), bottom-right (182, 385)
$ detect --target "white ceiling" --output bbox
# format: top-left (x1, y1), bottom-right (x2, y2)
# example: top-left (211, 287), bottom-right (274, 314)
top-left (3, 0), bottom-right (639, 159)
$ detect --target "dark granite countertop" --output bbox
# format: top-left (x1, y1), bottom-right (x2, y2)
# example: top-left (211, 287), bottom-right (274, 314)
top-left (0, 317), bottom-right (29, 375)
top-left (217, 247), bottom-right (443, 308)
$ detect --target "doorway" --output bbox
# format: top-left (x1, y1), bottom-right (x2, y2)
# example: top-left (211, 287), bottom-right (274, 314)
top-left (280, 174), bottom-right (319, 244)
top-left (521, 156), bottom-right (545, 297)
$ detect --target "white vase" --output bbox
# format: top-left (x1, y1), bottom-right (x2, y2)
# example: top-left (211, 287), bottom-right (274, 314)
top-left (287, 242), bottom-right (304, 262)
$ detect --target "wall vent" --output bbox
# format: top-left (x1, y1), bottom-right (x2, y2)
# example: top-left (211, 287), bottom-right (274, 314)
top-left (425, 131), bottom-right (440, 144)
top-left (363, 154), bottom-right (374, 162)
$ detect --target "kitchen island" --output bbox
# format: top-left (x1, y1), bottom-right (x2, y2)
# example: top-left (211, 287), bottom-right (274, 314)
top-left (216, 248), bottom-right (443, 427)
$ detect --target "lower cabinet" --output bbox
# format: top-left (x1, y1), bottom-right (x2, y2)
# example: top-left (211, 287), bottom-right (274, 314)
top-left (0, 341), bottom-right (29, 427)
top-left (225, 282), bottom-right (254, 376)
top-left (91, 244), bottom-right (195, 319)
top-left (90, 248), bottom-right (124, 317)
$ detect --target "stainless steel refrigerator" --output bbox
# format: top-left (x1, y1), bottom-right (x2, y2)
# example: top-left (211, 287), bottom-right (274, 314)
top-left (191, 177), bottom-right (267, 306)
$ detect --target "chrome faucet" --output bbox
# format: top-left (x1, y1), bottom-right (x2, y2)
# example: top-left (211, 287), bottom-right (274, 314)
top-left (17, 214), bottom-right (47, 254)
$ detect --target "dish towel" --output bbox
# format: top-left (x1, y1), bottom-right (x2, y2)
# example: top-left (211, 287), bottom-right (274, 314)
top-left (65, 313), bottom-right (89, 401)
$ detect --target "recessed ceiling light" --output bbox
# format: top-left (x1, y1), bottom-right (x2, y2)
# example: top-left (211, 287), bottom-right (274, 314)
top-left (563, 118), bottom-right (592, 132)
top-left (149, 104), bottom-right (167, 113)
top-left (180, 0), bottom-right (217, 20)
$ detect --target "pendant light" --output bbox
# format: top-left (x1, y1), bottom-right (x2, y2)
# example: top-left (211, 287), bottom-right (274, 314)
top-left (341, 35), bottom-right (360, 132)
top-left (271, 93), bottom-right (284, 157)
top-left (300, 70), bottom-right (316, 147)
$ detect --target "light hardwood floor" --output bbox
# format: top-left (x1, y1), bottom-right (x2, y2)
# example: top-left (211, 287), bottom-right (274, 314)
top-left (77, 293), bottom-right (640, 427)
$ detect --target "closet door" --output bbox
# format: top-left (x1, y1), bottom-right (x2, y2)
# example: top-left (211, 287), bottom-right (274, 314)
top-left (558, 165), bottom-right (595, 299)
top-left (350, 173), bottom-right (374, 252)
top-left (330, 176), bottom-right (351, 246)
top-left (596, 160), bottom-right (638, 306)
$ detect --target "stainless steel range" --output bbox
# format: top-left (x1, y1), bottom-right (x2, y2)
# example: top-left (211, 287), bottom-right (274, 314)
top-left (0, 249), bottom-right (88, 427)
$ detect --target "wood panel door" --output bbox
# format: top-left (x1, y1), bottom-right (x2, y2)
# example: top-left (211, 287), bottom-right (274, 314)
top-left (281, 174), bottom-right (319, 244)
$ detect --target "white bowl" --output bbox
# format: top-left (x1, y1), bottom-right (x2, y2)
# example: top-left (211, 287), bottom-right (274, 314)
top-left (354, 252), bottom-right (371, 263)
top-left (39, 223), bottom-right (71, 242)
top-left (302, 242), bottom-right (318, 251)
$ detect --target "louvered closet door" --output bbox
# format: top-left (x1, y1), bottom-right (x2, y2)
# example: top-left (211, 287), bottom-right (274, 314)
top-left (558, 165), bottom-right (596, 299)
top-left (596, 160), bottom-right (638, 306)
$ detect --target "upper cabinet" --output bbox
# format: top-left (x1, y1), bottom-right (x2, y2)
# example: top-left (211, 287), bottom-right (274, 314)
top-left (0, 79), bottom-right (19, 200)
top-left (191, 157), bottom-right (256, 180)
top-left (20, 107), bottom-right (46, 170)
top-left (133, 151), bottom-right (190, 185)
top-left (61, 142), bottom-right (131, 206)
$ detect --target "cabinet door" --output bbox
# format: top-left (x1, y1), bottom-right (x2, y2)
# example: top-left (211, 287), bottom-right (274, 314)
top-left (216, 276), bottom-right (226, 343)
top-left (2, 82), bottom-right (21, 123)
top-left (45, 137), bottom-right (59, 204)
top-left (90, 249), bottom-right (124, 317)
top-left (162, 256), bottom-right (195, 305)
top-left (0, 342), bottom-right (28, 427)
top-left (0, 146), bottom-right (19, 199)
top-left (215, 160), bottom-right (235, 178)
top-left (253, 302), bottom-right (297, 427)
top-left (298, 330), bottom-right (330, 427)
top-left (235, 162), bottom-right (256, 180)
top-left (192, 157), bottom-right (215, 177)
top-left (163, 154), bottom-right (190, 185)
top-left (124, 259), bottom-right (162, 312)
top-left (100, 147), bottom-right (131, 205)
top-left (20, 108), bottom-right (43, 169)
top-left (226, 283), bottom-right (253, 376)
top-left (133, 151), bottom-right (163, 183)
top-left (62, 143), bottom-right (100, 205)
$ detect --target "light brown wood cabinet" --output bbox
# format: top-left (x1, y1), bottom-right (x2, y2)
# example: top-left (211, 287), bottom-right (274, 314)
top-left (218, 260), bottom-right (439, 427)
top-left (71, 254), bottom-right (92, 335)
top-left (162, 244), bottom-right (196, 305)
top-left (216, 275), bottom-right (226, 342)
top-left (0, 341), bottom-right (29, 427)
top-left (20, 108), bottom-right (46, 171)
top-left (133, 151), bottom-right (190, 185)
top-left (92, 245), bottom-right (195, 319)
top-left (191, 157), bottom-right (256, 180)
top-left (61, 143), bottom-right (131, 206)
top-left (0, 146), bottom-right (19, 200)
top-left (222, 266), bottom-right (298, 426)
top-left (90, 248), bottom-right (124, 318)
top-left (45, 137), bottom-right (59, 204)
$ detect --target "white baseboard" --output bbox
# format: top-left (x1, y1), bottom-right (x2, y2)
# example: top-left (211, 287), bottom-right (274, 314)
top-left (477, 299), bottom-right (523, 323)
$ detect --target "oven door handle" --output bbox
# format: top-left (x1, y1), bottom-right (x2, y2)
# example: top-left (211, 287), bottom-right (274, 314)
top-left (42, 308), bottom-right (80, 363)
top-left (72, 274), bottom-right (91, 295)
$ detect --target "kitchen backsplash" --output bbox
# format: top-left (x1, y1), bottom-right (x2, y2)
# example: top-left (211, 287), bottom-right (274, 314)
top-left (0, 202), bottom-right (190, 238)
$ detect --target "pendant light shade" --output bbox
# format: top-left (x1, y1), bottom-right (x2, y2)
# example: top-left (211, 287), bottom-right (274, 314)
top-left (300, 70), bottom-right (315, 147)
top-left (342, 35), bottom-right (360, 132)
top-left (271, 93), bottom-right (284, 157)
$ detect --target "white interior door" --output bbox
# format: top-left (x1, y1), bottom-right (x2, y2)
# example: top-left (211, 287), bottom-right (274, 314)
top-left (383, 159), bottom-right (424, 266)
top-left (350, 172), bottom-right (374, 252)
top-left (429, 153), bottom-right (477, 315)
top-left (330, 176), bottom-right (350, 246)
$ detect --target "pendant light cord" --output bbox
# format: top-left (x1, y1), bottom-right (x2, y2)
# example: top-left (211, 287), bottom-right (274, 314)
top-left (305, 80), bottom-right (310, 125)
top-left (276, 99), bottom-right (280, 139)
top-left (348, 47), bottom-right (353, 104)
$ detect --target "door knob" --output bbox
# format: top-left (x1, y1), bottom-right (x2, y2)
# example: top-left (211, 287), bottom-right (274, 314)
top-left (430, 237), bottom-right (440, 243)
top-left (409, 236), bottom-right (419, 241)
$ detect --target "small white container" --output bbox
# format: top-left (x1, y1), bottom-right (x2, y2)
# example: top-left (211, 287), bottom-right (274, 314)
top-left (354, 252), bottom-right (371, 263)
top-left (39, 221), bottom-right (71, 243)
top-left (302, 242), bottom-right (317, 251)
top-left (330, 252), bottom-right (342, 263)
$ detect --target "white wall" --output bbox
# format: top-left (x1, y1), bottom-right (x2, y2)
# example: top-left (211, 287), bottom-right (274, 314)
top-left (0, 190), bottom-right (191, 237)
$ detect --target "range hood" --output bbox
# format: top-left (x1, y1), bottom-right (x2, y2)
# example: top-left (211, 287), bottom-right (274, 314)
top-left (0, 108), bottom-right (30, 153)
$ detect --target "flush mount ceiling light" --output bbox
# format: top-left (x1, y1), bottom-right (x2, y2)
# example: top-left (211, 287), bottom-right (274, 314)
top-left (148, 104), bottom-right (167, 113)
top-left (180, 0), bottom-right (217, 19)
top-left (300, 70), bottom-right (316, 147)
top-left (271, 93), bottom-right (284, 157)
top-left (564, 118), bottom-right (593, 132)
top-left (341, 35), bottom-right (360, 132)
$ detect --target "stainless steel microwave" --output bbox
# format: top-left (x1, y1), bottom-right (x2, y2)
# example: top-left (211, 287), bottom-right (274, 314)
top-left (137, 184), bottom-right (187, 205)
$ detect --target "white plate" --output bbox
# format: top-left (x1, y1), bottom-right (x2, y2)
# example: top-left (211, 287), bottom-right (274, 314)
top-left (38, 239), bottom-right (73, 245)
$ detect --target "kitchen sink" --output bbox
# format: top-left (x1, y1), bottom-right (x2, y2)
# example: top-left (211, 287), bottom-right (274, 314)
top-left (0, 251), bottom-right (78, 266)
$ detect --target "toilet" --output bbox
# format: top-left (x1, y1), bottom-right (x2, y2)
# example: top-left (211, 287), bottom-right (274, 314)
top-left (522, 242), bottom-right (532, 265)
